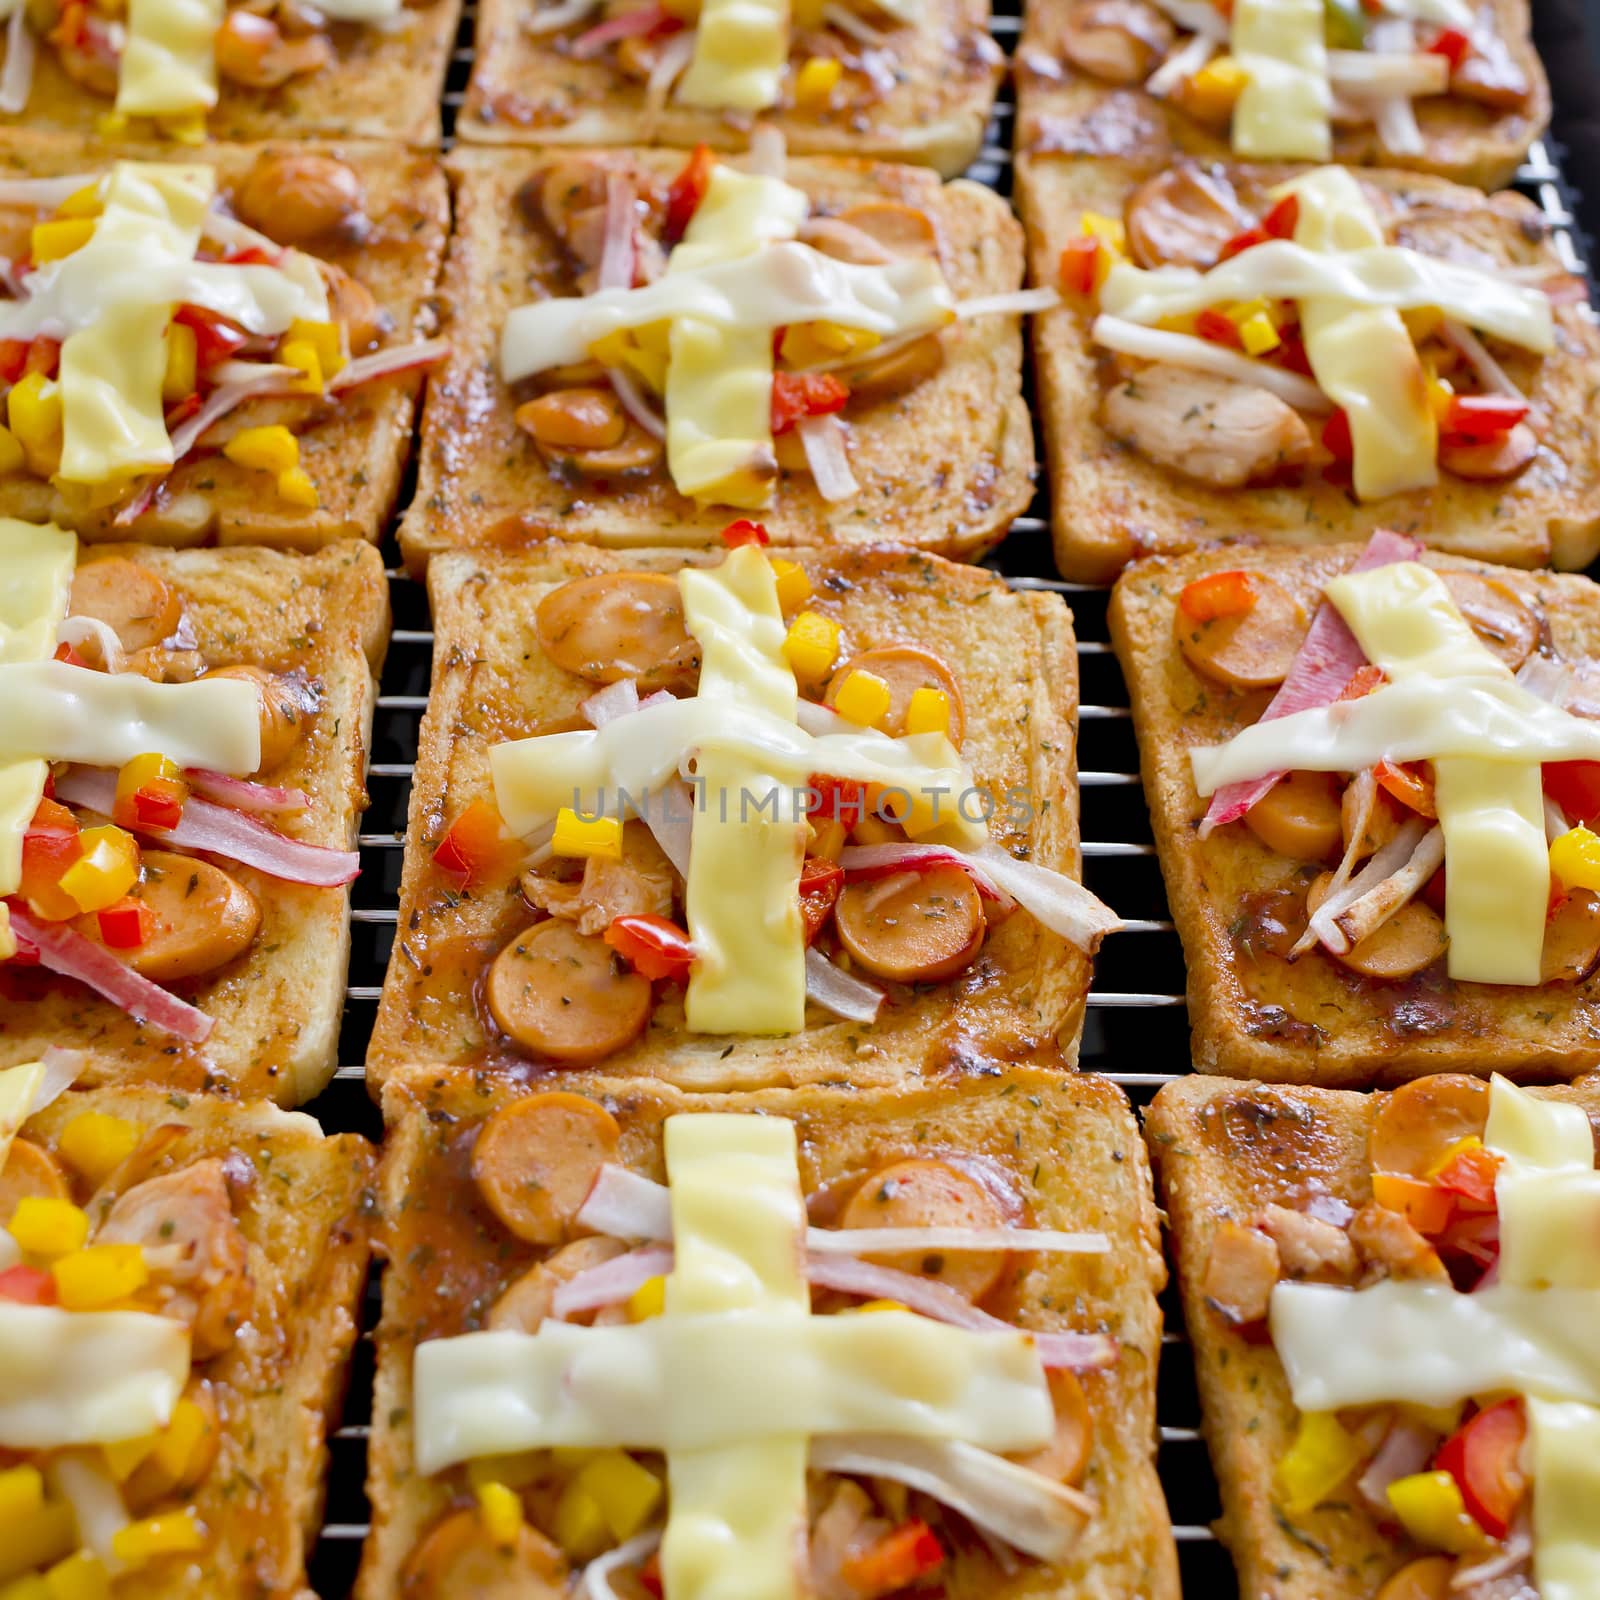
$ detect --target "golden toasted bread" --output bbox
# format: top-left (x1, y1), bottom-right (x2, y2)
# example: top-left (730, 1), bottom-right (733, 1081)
top-left (1015, 154), bottom-right (1600, 583)
top-left (359, 1065), bottom-right (1177, 1600)
top-left (0, 542), bottom-right (389, 1106)
top-left (1110, 541), bottom-right (1600, 1086)
top-left (366, 543), bottom-right (1093, 1089)
top-left (400, 147), bottom-right (1033, 571)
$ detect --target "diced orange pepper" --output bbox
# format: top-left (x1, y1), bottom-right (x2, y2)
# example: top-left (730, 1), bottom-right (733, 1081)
top-left (1375, 758), bottom-right (1437, 819)
top-left (1178, 570), bottom-right (1258, 622)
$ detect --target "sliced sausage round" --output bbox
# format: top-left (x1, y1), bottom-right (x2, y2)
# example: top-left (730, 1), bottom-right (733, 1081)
top-left (1543, 889), bottom-right (1600, 984)
top-left (205, 666), bottom-right (307, 774)
top-left (1243, 772), bottom-right (1343, 863)
top-left (402, 1509), bottom-right (568, 1600)
top-left (1439, 422), bottom-right (1539, 482)
top-left (1126, 165), bottom-right (1246, 270)
top-left (1175, 572), bottom-right (1307, 691)
top-left (69, 558), bottom-right (183, 654)
top-left (832, 202), bottom-right (939, 260)
top-left (1306, 872), bottom-right (1447, 982)
top-left (0, 1138), bottom-right (71, 1225)
top-left (824, 646), bottom-right (966, 745)
top-left (1374, 1557), bottom-right (1455, 1600)
top-left (1010, 1369), bottom-right (1094, 1486)
top-left (1370, 1074), bottom-right (1490, 1177)
top-left (472, 1092), bottom-right (623, 1245)
top-left (834, 865), bottom-right (986, 984)
top-left (1438, 570), bottom-right (1538, 672)
top-left (535, 572), bottom-right (699, 690)
top-left (841, 333), bottom-right (945, 405)
top-left (485, 921), bottom-right (653, 1064)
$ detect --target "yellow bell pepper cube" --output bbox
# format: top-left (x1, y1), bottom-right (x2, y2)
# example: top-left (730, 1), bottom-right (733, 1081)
top-left (8, 373), bottom-right (62, 477)
top-left (589, 331), bottom-right (667, 395)
top-left (1551, 824), bottom-right (1600, 894)
top-left (552, 808), bottom-right (623, 862)
top-left (43, 1552), bottom-right (109, 1600)
top-left (114, 753), bottom-right (185, 829)
top-left (94, 112), bottom-right (129, 138)
top-left (1186, 55), bottom-right (1248, 120)
top-left (794, 55), bottom-right (843, 110)
top-left (0, 1575), bottom-right (50, 1600)
top-left (782, 610), bottom-right (841, 683)
top-left (0, 1465), bottom-right (44, 1525)
top-left (280, 338), bottom-right (325, 396)
top-left (0, 425), bottom-right (23, 476)
top-left (627, 1274), bottom-right (666, 1321)
top-left (575, 1451), bottom-right (662, 1542)
top-left (1424, 1134), bottom-right (1484, 1181)
top-left (466, 1452), bottom-right (545, 1491)
top-left (1404, 305), bottom-right (1445, 343)
top-left (55, 183), bottom-right (103, 219)
top-left (224, 425), bottom-right (300, 476)
top-left (780, 321), bottom-right (881, 369)
top-left (1225, 297), bottom-right (1276, 328)
top-left (905, 686), bottom-right (951, 738)
top-left (7, 1197), bottom-right (90, 1260)
top-left (1399, 1399), bottom-right (1467, 1436)
top-left (102, 1431), bottom-right (160, 1484)
top-left (552, 1480), bottom-right (609, 1561)
top-left (110, 1510), bottom-right (206, 1569)
top-left (832, 669), bottom-right (892, 729)
top-left (1426, 374), bottom-right (1456, 427)
top-left (1275, 1410), bottom-right (1366, 1514)
top-left (52, 1244), bottom-right (150, 1311)
top-left (156, 111), bottom-right (206, 145)
top-left (275, 466), bottom-right (319, 509)
top-left (287, 319), bottom-right (345, 381)
top-left (162, 321), bottom-right (197, 404)
top-left (30, 218), bottom-right (95, 264)
top-left (851, 1298), bottom-right (908, 1313)
top-left (0, 1499), bottom-right (75, 1587)
top-left (58, 825), bottom-right (140, 916)
top-left (769, 557), bottom-right (812, 613)
top-left (147, 1397), bottom-right (212, 1490)
top-left (1386, 1471), bottom-right (1489, 1554)
top-left (1237, 313), bottom-right (1281, 357)
top-left (1080, 210), bottom-right (1127, 258)
top-left (475, 1481), bottom-right (525, 1549)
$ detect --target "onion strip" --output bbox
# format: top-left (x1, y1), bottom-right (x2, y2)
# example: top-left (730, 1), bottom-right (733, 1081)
top-left (797, 413), bottom-right (859, 501)
top-left (0, 4), bottom-right (36, 118)
top-left (1092, 314), bottom-right (1331, 411)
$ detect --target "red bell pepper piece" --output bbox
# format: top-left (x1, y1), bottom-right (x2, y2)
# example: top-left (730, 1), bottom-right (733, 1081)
top-left (1322, 408), bottom-right (1354, 465)
top-left (1434, 1141), bottom-right (1501, 1209)
top-left (807, 775), bottom-right (868, 829)
top-left (798, 856), bottom-right (844, 945)
top-left (1428, 25), bottom-right (1471, 70)
top-left (1434, 1398), bottom-right (1527, 1540)
top-left (771, 372), bottom-right (849, 435)
top-left (664, 144), bottom-right (716, 246)
top-left (19, 797), bottom-right (83, 923)
top-left (23, 337), bottom-right (59, 379)
top-left (1263, 193), bottom-right (1300, 239)
top-left (1374, 758), bottom-right (1437, 819)
top-left (52, 641), bottom-right (89, 669)
top-left (839, 1520), bottom-right (945, 1600)
top-left (1220, 225), bottom-right (1271, 260)
top-left (1195, 308), bottom-right (1244, 349)
top-left (98, 895), bottom-right (155, 950)
top-left (431, 799), bottom-right (520, 885)
top-left (1178, 570), bottom-right (1258, 623)
top-left (1441, 394), bottom-right (1530, 440)
top-left (0, 1264), bottom-right (58, 1305)
top-left (220, 245), bottom-right (278, 267)
top-left (604, 913), bottom-right (695, 983)
top-left (1544, 759), bottom-right (1600, 828)
top-left (721, 519), bottom-right (769, 548)
top-left (0, 338), bottom-right (28, 383)
top-left (174, 305), bottom-right (249, 370)
top-left (1274, 328), bottom-right (1314, 377)
top-left (116, 777), bottom-right (187, 833)
top-left (1338, 663), bottom-right (1387, 701)
top-left (1058, 235), bottom-right (1104, 296)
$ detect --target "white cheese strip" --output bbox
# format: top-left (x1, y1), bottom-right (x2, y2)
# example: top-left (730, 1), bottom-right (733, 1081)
top-left (677, 549), bottom-right (807, 1035)
top-left (0, 1303), bottom-right (190, 1448)
top-left (1527, 1398), bottom-right (1600, 1600)
top-left (412, 1308), bottom-right (1052, 1475)
top-left (1231, 0), bottom-right (1331, 160)
top-left (116, 0), bottom-right (224, 117)
top-left (502, 243), bottom-right (952, 381)
top-left (1270, 1281), bottom-right (1600, 1410)
top-left (0, 660), bottom-right (261, 774)
top-left (1485, 1073), bottom-right (1597, 1170)
top-left (676, 0), bottom-right (788, 111)
top-left (1099, 244), bottom-right (1553, 355)
top-left (312, 0), bottom-right (402, 15)
top-left (661, 1115), bottom-right (808, 1600)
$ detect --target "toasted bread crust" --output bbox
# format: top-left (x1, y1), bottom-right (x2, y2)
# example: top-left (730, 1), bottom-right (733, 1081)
top-left (1110, 542), bottom-right (1600, 1086)
top-left (400, 147), bottom-right (1034, 571)
top-left (0, 542), bottom-right (389, 1106)
top-left (1014, 0), bottom-right (1549, 192)
top-left (367, 542), bottom-right (1091, 1089)
top-left (1014, 154), bottom-right (1600, 583)
top-left (360, 1065), bottom-right (1177, 1600)
top-left (1145, 1073), bottom-right (1600, 1600)
top-left (0, 138), bottom-right (448, 551)
top-left (17, 1085), bottom-right (377, 1600)
top-left (459, 0), bottom-right (1002, 177)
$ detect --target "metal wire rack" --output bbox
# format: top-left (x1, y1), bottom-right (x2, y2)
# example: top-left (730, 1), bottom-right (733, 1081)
top-left (299, 4), bottom-right (1597, 1592)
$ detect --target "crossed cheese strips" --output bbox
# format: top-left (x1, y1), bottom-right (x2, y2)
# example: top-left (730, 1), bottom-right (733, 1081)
top-left (1272, 1077), bottom-right (1600, 1600)
top-left (500, 163), bottom-right (954, 511)
top-left (413, 1113), bottom-right (1061, 1600)
top-left (0, 519), bottom-right (260, 953)
top-left (1095, 166), bottom-right (1553, 500)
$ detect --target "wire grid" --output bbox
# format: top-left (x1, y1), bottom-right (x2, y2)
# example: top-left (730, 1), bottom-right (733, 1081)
top-left (300, 5), bottom-right (1596, 1592)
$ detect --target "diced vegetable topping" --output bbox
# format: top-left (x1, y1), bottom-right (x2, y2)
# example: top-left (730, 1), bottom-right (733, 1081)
top-left (720, 518), bottom-right (769, 548)
top-left (1433, 1398), bottom-right (1527, 1540)
top-left (838, 1519), bottom-right (945, 1599)
top-left (1385, 1471), bottom-right (1489, 1555)
top-left (1276, 1410), bottom-right (1366, 1514)
top-left (1178, 570), bottom-right (1258, 623)
top-left (552, 808), bottom-right (624, 862)
top-left (431, 800), bottom-right (522, 885)
top-left (113, 753), bottom-right (188, 833)
top-left (782, 610), bottom-right (842, 682)
top-left (832, 669), bottom-right (892, 729)
top-left (664, 144), bottom-right (716, 246)
top-left (771, 371), bottom-right (848, 435)
top-left (604, 914), bottom-right (695, 983)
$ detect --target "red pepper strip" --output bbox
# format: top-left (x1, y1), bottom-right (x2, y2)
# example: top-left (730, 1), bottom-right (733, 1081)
top-left (1220, 225), bottom-right (1271, 260)
top-left (721, 519), bottom-right (769, 548)
top-left (1178, 570), bottom-right (1258, 623)
top-left (1338, 663), bottom-right (1387, 700)
top-left (1434, 1398), bottom-right (1527, 1540)
top-left (1433, 1142), bottom-right (1501, 1209)
top-left (772, 372), bottom-right (849, 435)
top-left (604, 913), bottom-right (695, 983)
top-left (0, 1265), bottom-right (58, 1305)
top-left (431, 799), bottom-right (520, 886)
top-left (1544, 759), bottom-right (1600, 828)
top-left (53, 641), bottom-right (89, 669)
top-left (1322, 409), bottom-right (1354, 464)
top-left (174, 305), bottom-right (249, 370)
top-left (1374, 758), bottom-right (1437, 819)
top-left (807, 775), bottom-right (868, 829)
top-left (1195, 308), bottom-right (1244, 350)
top-left (1059, 235), bottom-right (1104, 296)
top-left (1263, 193), bottom-right (1300, 239)
top-left (839, 1520), bottom-right (945, 1600)
top-left (1275, 328), bottom-right (1314, 377)
top-left (1441, 394), bottom-right (1531, 440)
top-left (664, 144), bottom-right (716, 246)
top-left (98, 896), bottom-right (154, 950)
top-left (115, 778), bottom-right (187, 833)
top-left (19, 797), bottom-right (83, 923)
top-left (1428, 25), bottom-right (1471, 69)
top-left (798, 856), bottom-right (844, 945)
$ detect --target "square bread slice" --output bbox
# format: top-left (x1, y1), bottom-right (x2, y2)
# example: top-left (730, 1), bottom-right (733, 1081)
top-left (1110, 541), bottom-right (1600, 1087)
top-left (399, 147), bottom-right (1033, 571)
top-left (366, 542), bottom-right (1095, 1090)
top-left (1013, 0), bottom-right (1549, 193)
top-left (1, 1084), bottom-right (375, 1600)
top-left (0, 2), bottom-right (460, 145)
top-left (1013, 154), bottom-right (1600, 584)
top-left (0, 138), bottom-right (449, 552)
top-left (359, 1064), bottom-right (1177, 1600)
top-left (1144, 1073), bottom-right (1600, 1600)
top-left (0, 541), bottom-right (389, 1107)
top-left (456, 0), bottom-right (1002, 177)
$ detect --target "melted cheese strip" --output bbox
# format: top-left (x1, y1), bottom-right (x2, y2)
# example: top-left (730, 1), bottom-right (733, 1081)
top-left (0, 660), bottom-right (261, 774)
top-left (0, 1061), bottom-right (44, 1177)
top-left (0, 1303), bottom-right (190, 1448)
top-left (1289, 168), bottom-right (1435, 498)
top-left (1329, 561), bottom-right (1545, 983)
top-left (1528, 1399), bottom-right (1600, 1600)
top-left (117, 0), bottom-right (223, 116)
top-left (676, 0), bottom-right (788, 110)
top-left (1231, 0), bottom-right (1331, 160)
top-left (677, 548), bottom-right (806, 1034)
top-left (502, 244), bottom-right (952, 381)
top-left (666, 169), bottom-right (806, 510)
top-left (0, 520), bottom-right (73, 901)
top-left (662, 1116), bottom-right (807, 1600)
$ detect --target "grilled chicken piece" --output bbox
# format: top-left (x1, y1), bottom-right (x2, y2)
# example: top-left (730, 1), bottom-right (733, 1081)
top-left (1257, 1203), bottom-right (1360, 1284)
top-left (1349, 1202), bottom-right (1450, 1284)
top-left (522, 821), bottom-right (675, 937)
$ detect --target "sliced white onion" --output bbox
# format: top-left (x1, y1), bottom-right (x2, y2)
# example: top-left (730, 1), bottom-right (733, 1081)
top-left (810, 1436), bottom-right (1094, 1562)
top-left (642, 778), bottom-right (694, 878)
top-left (1146, 28), bottom-right (1216, 97)
top-left (551, 1244), bottom-right (673, 1318)
top-left (1356, 1415), bottom-right (1439, 1518)
top-left (582, 678), bottom-right (640, 728)
top-left (1518, 653), bottom-right (1600, 720)
top-left (57, 615), bottom-right (126, 674)
top-left (47, 1454), bottom-right (130, 1569)
top-left (1092, 315), bottom-right (1332, 412)
top-left (581, 1529), bottom-right (662, 1600)
top-left (578, 1164), bottom-right (674, 1242)
top-left (35, 1046), bottom-right (84, 1112)
top-left (1441, 318), bottom-right (1528, 402)
top-left (1331, 822), bottom-right (1443, 949)
top-left (201, 207), bottom-right (285, 261)
top-left (1451, 1520), bottom-right (1533, 1591)
top-left (184, 770), bottom-right (312, 816)
top-left (608, 363), bottom-right (666, 440)
top-left (797, 413), bottom-right (859, 501)
top-left (797, 216), bottom-right (898, 267)
top-left (804, 946), bottom-right (883, 1021)
top-left (796, 698), bottom-right (848, 736)
top-left (967, 843), bottom-right (1122, 951)
top-left (821, 1), bottom-right (886, 44)
top-left (207, 359), bottom-right (300, 389)
top-left (645, 27), bottom-right (696, 115)
top-left (746, 122), bottom-right (787, 179)
top-left (0, 4), bottom-right (36, 118)
top-left (526, 0), bottom-right (601, 31)
top-left (0, 173), bottom-right (99, 209)
top-left (598, 172), bottom-right (636, 293)
top-left (1329, 43), bottom-right (1449, 98)
top-left (327, 337), bottom-right (451, 393)
top-left (1545, 795), bottom-right (1570, 845)
top-left (1298, 813), bottom-right (1430, 956)
top-left (957, 287), bottom-right (1060, 319)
